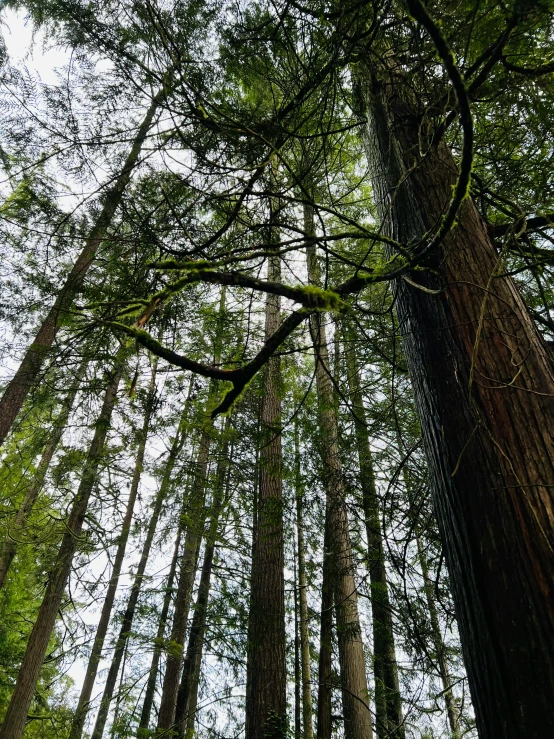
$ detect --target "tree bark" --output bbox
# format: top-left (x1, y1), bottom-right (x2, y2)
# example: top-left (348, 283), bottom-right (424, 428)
top-left (245, 246), bottom-right (287, 739)
top-left (0, 348), bottom-right (126, 739)
top-left (90, 377), bottom-right (195, 739)
top-left (0, 88), bottom-right (164, 449)
top-left (137, 528), bottom-right (182, 735)
top-left (68, 360), bottom-right (158, 739)
top-left (305, 205), bottom-right (373, 739)
top-left (155, 407), bottom-right (214, 734)
top-left (342, 319), bottom-right (404, 739)
top-left (358, 63), bottom-right (554, 738)
top-left (174, 430), bottom-right (231, 739)
top-left (0, 356), bottom-right (88, 591)
top-left (294, 419), bottom-right (314, 739)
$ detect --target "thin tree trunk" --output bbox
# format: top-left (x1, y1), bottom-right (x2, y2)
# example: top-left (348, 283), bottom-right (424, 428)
top-left (175, 431), bottom-right (232, 739)
top-left (416, 537), bottom-right (461, 739)
top-left (294, 419), bottom-right (314, 739)
top-left (294, 553), bottom-right (301, 739)
top-left (155, 291), bottom-right (227, 735)
top-left (245, 244), bottom-right (287, 739)
top-left (90, 377), bottom-right (195, 739)
top-left (305, 204), bottom-right (373, 739)
top-left (69, 360), bottom-right (158, 739)
top-left (155, 409), bottom-right (213, 734)
top-left (0, 356), bottom-right (88, 591)
top-left (137, 529), bottom-right (182, 734)
top-left (358, 61), bottom-right (554, 737)
top-left (342, 319), bottom-right (404, 739)
top-left (0, 349), bottom-right (126, 739)
top-left (316, 512), bottom-right (333, 739)
top-left (0, 88), bottom-right (164, 448)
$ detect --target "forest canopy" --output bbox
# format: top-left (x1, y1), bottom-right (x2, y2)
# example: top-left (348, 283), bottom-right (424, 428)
top-left (0, 1), bottom-right (553, 738)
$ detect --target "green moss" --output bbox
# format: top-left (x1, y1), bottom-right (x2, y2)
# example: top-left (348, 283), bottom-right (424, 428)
top-left (295, 284), bottom-right (347, 312)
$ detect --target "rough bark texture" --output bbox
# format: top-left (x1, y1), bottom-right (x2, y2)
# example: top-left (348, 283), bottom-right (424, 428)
top-left (90, 380), bottom-right (194, 739)
top-left (138, 529), bottom-right (182, 735)
top-left (359, 65), bottom-right (554, 738)
top-left (343, 320), bottom-right (404, 739)
top-left (294, 420), bottom-right (314, 739)
top-left (305, 206), bottom-right (373, 739)
top-left (0, 356), bottom-right (87, 591)
top-left (0, 90), bottom-right (163, 449)
top-left (416, 537), bottom-right (460, 739)
top-left (245, 249), bottom-right (287, 739)
top-left (0, 352), bottom-right (125, 739)
top-left (68, 361), bottom-right (158, 739)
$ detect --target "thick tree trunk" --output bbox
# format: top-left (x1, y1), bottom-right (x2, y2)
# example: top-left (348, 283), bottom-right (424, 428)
top-left (68, 360), bottom-right (158, 739)
top-left (174, 432), bottom-right (231, 739)
top-left (0, 350), bottom-right (126, 739)
top-left (90, 378), bottom-right (194, 739)
top-left (305, 206), bottom-right (373, 739)
top-left (316, 514), bottom-right (333, 739)
top-left (0, 89), bottom-right (164, 449)
top-left (359, 65), bottom-right (554, 738)
top-left (416, 537), bottom-right (461, 739)
top-left (342, 320), bottom-right (404, 739)
top-left (137, 529), bottom-right (182, 735)
top-left (245, 248), bottom-right (287, 739)
top-left (0, 356), bottom-right (87, 591)
top-left (294, 420), bottom-right (314, 739)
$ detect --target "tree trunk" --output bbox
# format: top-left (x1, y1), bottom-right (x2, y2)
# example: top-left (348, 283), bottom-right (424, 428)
top-left (0, 355), bottom-right (88, 591)
top-left (245, 246), bottom-right (287, 739)
top-left (305, 205), bottom-right (373, 739)
top-left (0, 88), bottom-right (164, 449)
top-left (155, 407), bottom-right (214, 734)
top-left (358, 64), bottom-right (554, 738)
top-left (316, 514), bottom-right (333, 739)
top-left (156, 291), bottom-right (227, 735)
top-left (416, 536), bottom-right (461, 739)
top-left (174, 431), bottom-right (231, 739)
top-left (90, 377), bottom-right (195, 739)
top-left (68, 360), bottom-right (158, 739)
top-left (294, 419), bottom-right (314, 739)
top-left (137, 528), bottom-right (182, 735)
top-left (342, 319), bottom-right (404, 739)
top-left (0, 349), bottom-right (126, 739)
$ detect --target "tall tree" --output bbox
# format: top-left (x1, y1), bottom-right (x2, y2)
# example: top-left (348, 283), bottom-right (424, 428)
top-left (0, 346), bottom-right (127, 739)
top-left (68, 357), bottom-right (158, 739)
top-left (245, 200), bottom-right (287, 739)
top-left (294, 418), bottom-right (314, 739)
top-left (342, 319), bottom-right (404, 739)
top-left (174, 428), bottom-right (232, 738)
top-left (156, 290), bottom-right (227, 734)
top-left (305, 203), bottom-right (373, 739)
top-left (90, 377), bottom-right (196, 739)
top-left (355, 3), bottom-right (554, 734)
